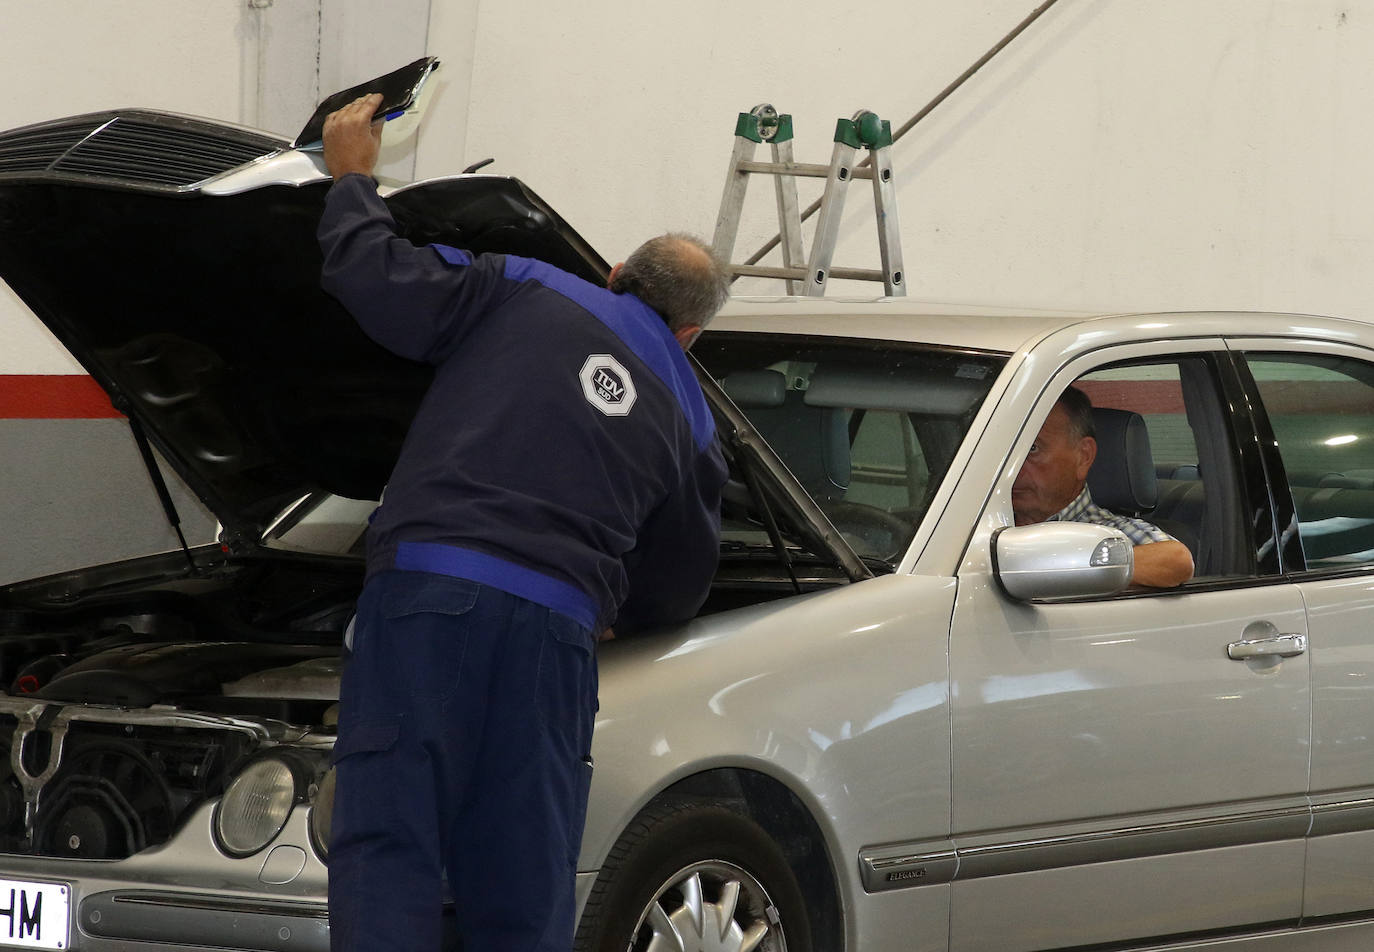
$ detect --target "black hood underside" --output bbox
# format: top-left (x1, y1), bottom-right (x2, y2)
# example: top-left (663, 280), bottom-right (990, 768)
top-left (0, 111), bottom-right (609, 543)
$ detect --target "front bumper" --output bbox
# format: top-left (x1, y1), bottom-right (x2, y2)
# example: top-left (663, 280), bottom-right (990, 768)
top-left (78, 890), bottom-right (326, 952)
top-left (0, 804), bottom-right (606, 950)
top-left (0, 803), bottom-right (329, 952)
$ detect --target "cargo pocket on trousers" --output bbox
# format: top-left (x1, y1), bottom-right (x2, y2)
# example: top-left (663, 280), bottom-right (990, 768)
top-left (537, 615), bottom-right (597, 737)
top-left (378, 575), bottom-right (481, 702)
top-left (327, 715), bottom-right (404, 859)
top-left (330, 715), bottom-right (402, 766)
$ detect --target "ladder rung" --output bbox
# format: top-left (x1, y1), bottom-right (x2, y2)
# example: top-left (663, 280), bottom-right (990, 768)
top-left (731, 264), bottom-right (889, 282)
top-left (735, 160), bottom-right (875, 180)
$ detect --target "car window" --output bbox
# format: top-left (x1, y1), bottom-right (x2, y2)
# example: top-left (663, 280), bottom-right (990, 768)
top-left (1244, 352), bottom-right (1374, 569)
top-left (695, 333), bottom-right (1006, 565)
top-left (848, 410), bottom-right (928, 512)
top-left (1073, 356), bottom-right (1256, 579)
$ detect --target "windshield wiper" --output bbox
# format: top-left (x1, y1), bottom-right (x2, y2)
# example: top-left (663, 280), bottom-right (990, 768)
top-left (739, 455), bottom-right (802, 594)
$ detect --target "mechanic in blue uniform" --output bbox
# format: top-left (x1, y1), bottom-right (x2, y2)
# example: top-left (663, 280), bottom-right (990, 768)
top-left (317, 94), bottom-right (729, 952)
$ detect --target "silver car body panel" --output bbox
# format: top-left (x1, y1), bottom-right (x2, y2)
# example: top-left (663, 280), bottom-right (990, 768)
top-left (1221, 334), bottom-right (1374, 924)
top-left (584, 572), bottom-right (958, 952)
top-left (199, 147), bottom-right (328, 195)
top-left (943, 329), bottom-right (1309, 948)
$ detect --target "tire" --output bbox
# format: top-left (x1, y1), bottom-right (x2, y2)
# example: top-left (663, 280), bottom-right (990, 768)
top-left (575, 800), bottom-right (813, 952)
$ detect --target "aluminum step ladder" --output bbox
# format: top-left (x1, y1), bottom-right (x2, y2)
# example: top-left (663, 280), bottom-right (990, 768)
top-left (712, 104), bottom-right (905, 297)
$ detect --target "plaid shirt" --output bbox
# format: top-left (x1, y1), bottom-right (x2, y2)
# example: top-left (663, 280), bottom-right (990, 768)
top-left (1047, 486), bottom-right (1174, 545)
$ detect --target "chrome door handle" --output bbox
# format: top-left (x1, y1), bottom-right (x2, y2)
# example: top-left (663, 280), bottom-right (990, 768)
top-left (1227, 633), bottom-right (1307, 660)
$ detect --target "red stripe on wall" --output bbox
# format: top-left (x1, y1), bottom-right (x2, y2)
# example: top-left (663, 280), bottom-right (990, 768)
top-left (0, 376), bottom-right (123, 419)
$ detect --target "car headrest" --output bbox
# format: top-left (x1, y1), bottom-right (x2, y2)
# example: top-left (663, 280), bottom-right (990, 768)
top-left (720, 370), bottom-right (786, 408)
top-left (804, 365), bottom-right (985, 415)
top-left (1086, 407), bottom-right (1158, 514)
top-left (719, 370), bottom-right (850, 502)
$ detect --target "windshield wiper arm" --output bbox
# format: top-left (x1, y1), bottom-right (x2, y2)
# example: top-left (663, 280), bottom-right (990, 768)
top-left (740, 456), bottom-right (802, 595)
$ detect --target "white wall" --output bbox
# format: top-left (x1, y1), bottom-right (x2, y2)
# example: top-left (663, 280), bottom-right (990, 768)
top-left (418, 0), bottom-right (1374, 317)
top-left (2, 1), bottom-right (245, 372)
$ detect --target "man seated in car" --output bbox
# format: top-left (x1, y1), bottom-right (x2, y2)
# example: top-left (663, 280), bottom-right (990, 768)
top-left (1012, 386), bottom-right (1195, 587)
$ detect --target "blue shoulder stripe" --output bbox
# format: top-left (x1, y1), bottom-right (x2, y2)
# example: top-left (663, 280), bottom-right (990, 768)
top-left (502, 256), bottom-right (716, 451)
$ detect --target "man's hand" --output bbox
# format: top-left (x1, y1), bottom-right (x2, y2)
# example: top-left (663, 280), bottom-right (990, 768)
top-left (322, 92), bottom-right (385, 182)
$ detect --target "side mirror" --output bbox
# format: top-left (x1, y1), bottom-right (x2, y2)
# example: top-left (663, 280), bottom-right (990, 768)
top-left (993, 522), bottom-right (1133, 601)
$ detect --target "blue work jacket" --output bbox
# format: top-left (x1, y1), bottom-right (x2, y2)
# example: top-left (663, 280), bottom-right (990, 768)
top-left (317, 174), bottom-right (726, 634)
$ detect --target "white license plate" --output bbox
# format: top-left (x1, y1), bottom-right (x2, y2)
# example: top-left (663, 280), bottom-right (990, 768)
top-left (0, 879), bottom-right (69, 950)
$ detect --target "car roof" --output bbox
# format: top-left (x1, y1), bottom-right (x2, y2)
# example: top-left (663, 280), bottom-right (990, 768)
top-left (708, 298), bottom-right (1374, 356)
top-left (710, 297), bottom-right (1108, 353)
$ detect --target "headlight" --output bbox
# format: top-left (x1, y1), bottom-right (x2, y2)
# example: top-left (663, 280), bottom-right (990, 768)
top-left (309, 766), bottom-right (336, 861)
top-left (214, 758), bottom-right (300, 858)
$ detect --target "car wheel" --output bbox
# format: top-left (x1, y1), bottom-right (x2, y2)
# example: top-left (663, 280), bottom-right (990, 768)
top-left (575, 800), bottom-right (813, 952)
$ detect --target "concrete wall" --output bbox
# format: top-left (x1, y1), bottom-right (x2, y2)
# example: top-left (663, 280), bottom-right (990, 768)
top-left (2, 0), bottom-right (1373, 580)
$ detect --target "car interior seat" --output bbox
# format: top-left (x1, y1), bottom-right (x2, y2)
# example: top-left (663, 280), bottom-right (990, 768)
top-left (1087, 406), bottom-right (1200, 560)
top-left (720, 369), bottom-right (851, 503)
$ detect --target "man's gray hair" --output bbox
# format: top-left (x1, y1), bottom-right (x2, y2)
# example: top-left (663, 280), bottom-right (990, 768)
top-left (1056, 385), bottom-right (1096, 441)
top-left (609, 233), bottom-right (730, 333)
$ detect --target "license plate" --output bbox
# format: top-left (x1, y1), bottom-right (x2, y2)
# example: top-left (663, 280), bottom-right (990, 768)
top-left (0, 879), bottom-right (69, 950)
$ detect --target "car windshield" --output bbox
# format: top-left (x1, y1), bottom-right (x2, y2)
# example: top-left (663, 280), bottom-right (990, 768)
top-left (693, 332), bottom-right (1007, 566)
top-left (266, 334), bottom-right (1007, 572)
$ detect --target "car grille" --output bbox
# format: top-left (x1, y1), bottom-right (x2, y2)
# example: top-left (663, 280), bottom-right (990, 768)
top-left (0, 111), bottom-right (285, 192)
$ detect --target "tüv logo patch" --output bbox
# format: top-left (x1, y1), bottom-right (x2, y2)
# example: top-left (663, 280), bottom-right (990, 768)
top-left (580, 355), bottom-right (637, 416)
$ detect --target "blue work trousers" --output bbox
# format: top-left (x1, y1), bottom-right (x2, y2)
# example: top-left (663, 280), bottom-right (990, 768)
top-left (328, 570), bottom-right (598, 952)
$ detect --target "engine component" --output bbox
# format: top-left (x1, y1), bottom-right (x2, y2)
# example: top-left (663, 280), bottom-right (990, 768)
top-left (34, 739), bottom-right (173, 859)
top-left (34, 642), bottom-right (335, 706)
top-left (11, 653), bottom-right (72, 695)
top-left (221, 655), bottom-right (343, 701)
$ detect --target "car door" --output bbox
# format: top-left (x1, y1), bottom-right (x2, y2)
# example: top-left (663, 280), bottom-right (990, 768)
top-left (946, 342), bottom-right (1311, 951)
top-left (1233, 342), bottom-right (1374, 924)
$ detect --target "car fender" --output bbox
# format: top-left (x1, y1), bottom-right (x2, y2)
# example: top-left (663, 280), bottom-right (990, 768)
top-left (580, 572), bottom-right (957, 896)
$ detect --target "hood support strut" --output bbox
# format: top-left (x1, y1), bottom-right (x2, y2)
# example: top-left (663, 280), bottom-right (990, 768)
top-left (126, 417), bottom-right (198, 575)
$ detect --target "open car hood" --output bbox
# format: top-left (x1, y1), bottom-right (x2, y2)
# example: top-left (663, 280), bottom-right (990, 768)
top-left (0, 106), bottom-right (609, 544)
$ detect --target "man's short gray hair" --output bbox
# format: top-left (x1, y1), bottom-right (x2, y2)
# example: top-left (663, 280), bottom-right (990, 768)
top-left (1056, 385), bottom-right (1096, 441)
top-left (609, 233), bottom-right (730, 333)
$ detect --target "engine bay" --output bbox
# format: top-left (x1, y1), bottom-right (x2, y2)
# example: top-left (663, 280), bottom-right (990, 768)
top-left (0, 550), bottom-right (352, 860)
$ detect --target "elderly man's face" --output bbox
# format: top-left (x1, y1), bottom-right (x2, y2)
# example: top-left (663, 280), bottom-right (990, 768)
top-left (1011, 404), bottom-right (1097, 526)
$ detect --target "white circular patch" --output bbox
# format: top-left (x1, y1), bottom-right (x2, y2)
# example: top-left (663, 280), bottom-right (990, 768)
top-left (579, 355), bottom-right (637, 417)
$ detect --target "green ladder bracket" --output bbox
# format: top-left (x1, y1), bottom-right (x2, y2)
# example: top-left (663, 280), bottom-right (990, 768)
top-left (834, 111), bottom-right (892, 150)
